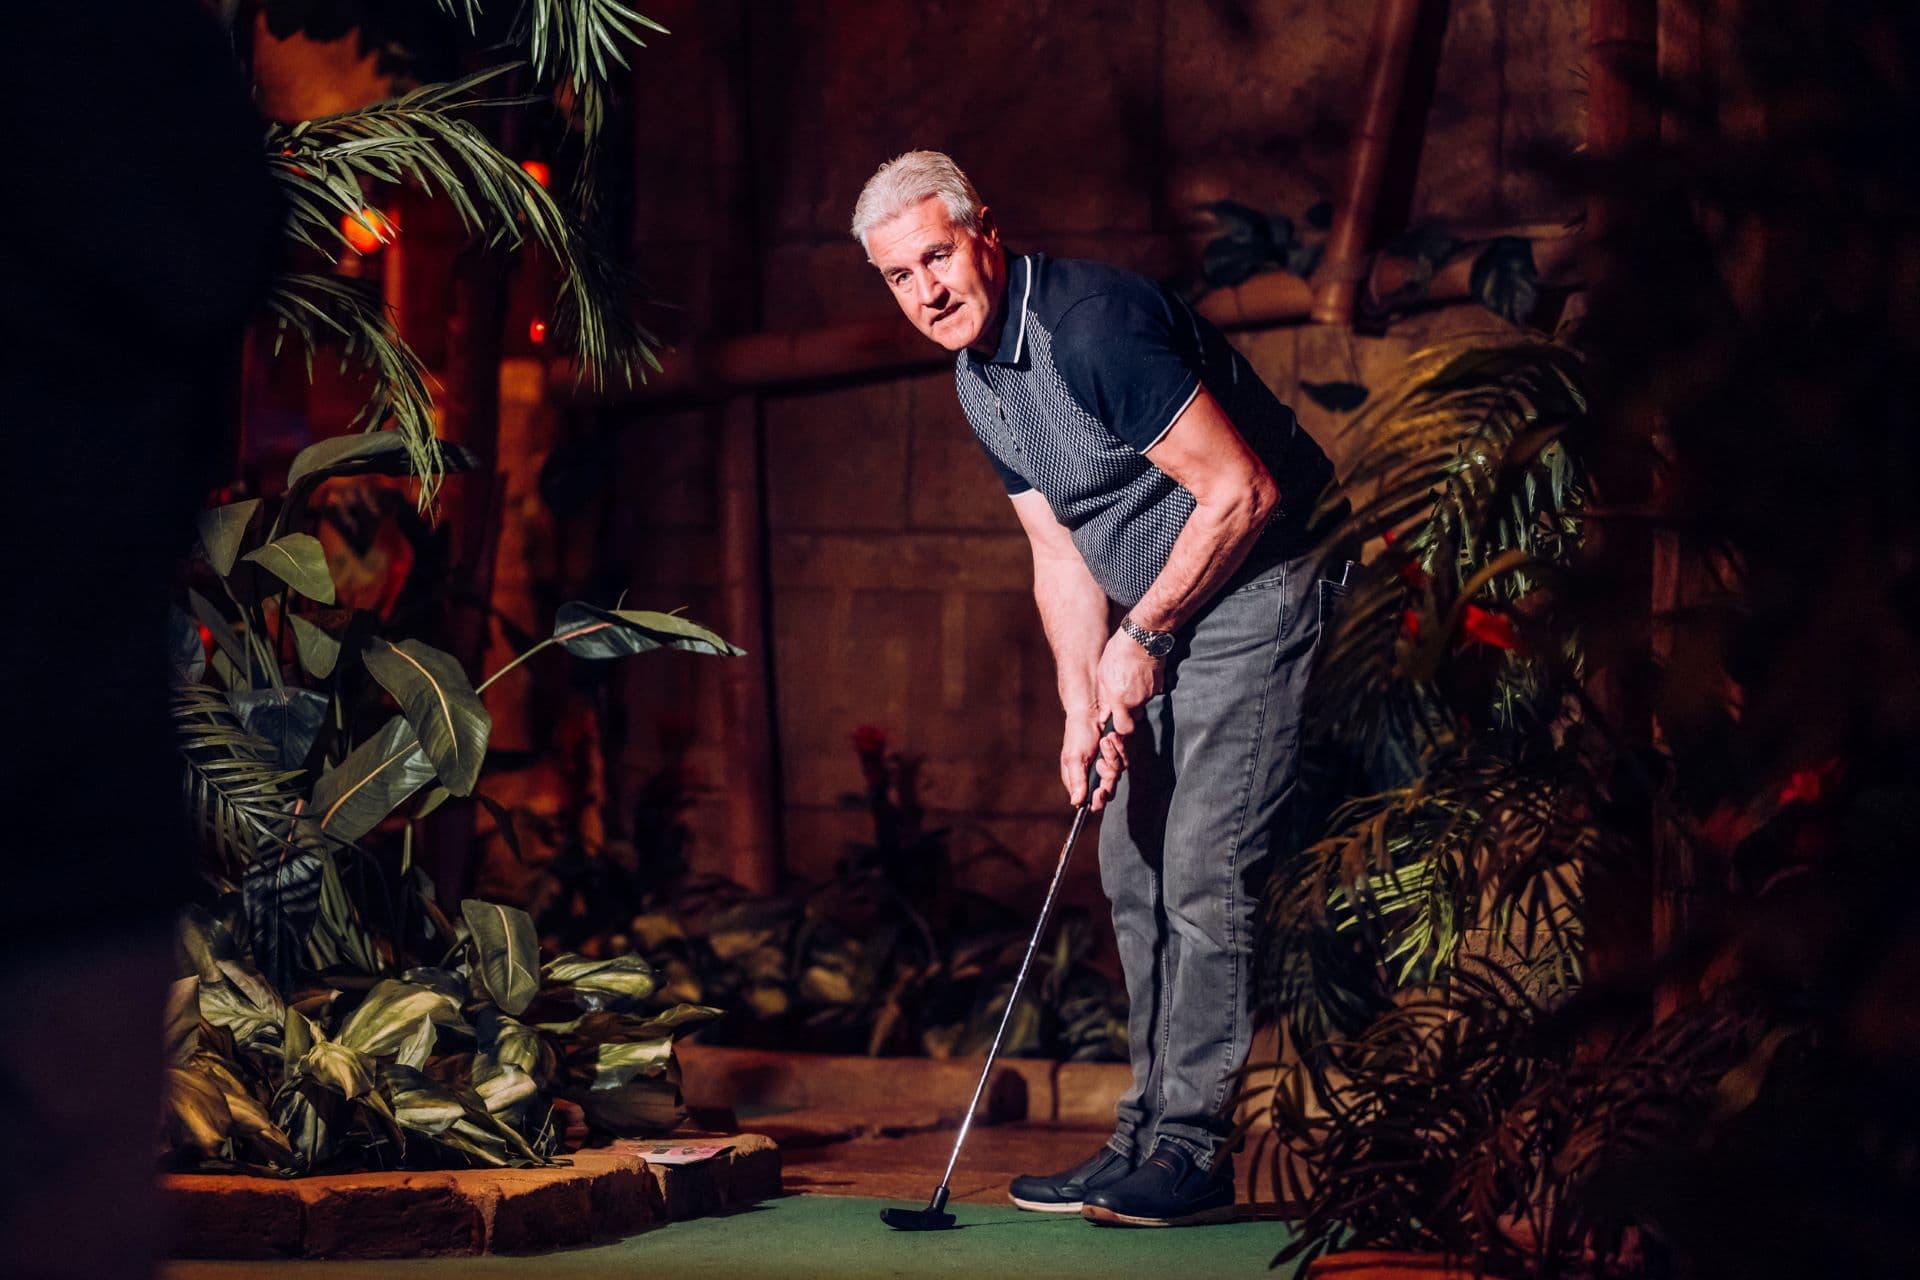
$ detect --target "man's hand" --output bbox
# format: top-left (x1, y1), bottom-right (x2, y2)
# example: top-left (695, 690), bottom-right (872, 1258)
top-left (1061, 713), bottom-right (1126, 811)
top-left (1096, 629), bottom-right (1164, 738)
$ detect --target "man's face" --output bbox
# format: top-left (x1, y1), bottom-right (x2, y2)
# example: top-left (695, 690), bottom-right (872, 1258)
top-left (867, 195), bottom-right (1005, 354)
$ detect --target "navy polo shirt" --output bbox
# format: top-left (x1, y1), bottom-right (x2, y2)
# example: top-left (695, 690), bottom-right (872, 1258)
top-left (955, 252), bottom-right (1332, 607)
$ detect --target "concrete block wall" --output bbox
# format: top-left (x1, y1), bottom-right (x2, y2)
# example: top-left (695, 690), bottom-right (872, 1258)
top-left (595, 0), bottom-right (1587, 900)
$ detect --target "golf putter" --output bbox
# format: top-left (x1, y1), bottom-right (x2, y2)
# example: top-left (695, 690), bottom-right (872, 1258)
top-left (880, 721), bottom-right (1115, 1232)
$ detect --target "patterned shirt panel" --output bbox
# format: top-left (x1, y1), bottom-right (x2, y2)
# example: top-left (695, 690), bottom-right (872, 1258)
top-left (954, 253), bottom-right (1331, 609)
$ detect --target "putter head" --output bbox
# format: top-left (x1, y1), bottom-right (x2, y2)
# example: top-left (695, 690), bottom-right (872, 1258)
top-left (879, 1187), bottom-right (955, 1231)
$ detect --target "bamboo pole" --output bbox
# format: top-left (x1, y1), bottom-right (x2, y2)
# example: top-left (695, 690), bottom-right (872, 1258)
top-left (1311, 0), bottom-right (1428, 325)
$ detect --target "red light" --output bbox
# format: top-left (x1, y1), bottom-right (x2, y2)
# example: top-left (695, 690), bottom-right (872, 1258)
top-left (520, 160), bottom-right (551, 189)
top-left (340, 206), bottom-right (394, 254)
top-left (528, 318), bottom-right (548, 344)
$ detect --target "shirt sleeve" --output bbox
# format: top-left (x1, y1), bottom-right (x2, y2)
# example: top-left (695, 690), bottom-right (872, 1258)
top-left (1048, 292), bottom-right (1203, 453)
top-left (983, 446), bottom-right (1033, 496)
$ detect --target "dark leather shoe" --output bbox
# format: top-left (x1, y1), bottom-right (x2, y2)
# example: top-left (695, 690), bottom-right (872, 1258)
top-left (1008, 1144), bottom-right (1135, 1213)
top-left (1081, 1142), bottom-right (1236, 1226)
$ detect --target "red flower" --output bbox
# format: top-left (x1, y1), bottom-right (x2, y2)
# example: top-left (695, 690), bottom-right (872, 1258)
top-left (851, 725), bottom-right (888, 758)
top-left (1400, 608), bottom-right (1422, 640)
top-left (1397, 558), bottom-right (1431, 588)
top-left (1461, 604), bottom-right (1520, 651)
top-left (1777, 758), bottom-right (1842, 807)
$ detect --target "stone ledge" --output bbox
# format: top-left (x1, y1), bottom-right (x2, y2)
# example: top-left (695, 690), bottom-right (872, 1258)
top-left (163, 1132), bottom-right (778, 1260)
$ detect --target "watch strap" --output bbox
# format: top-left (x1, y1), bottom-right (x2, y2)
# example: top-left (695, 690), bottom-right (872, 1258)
top-left (1120, 614), bottom-right (1176, 658)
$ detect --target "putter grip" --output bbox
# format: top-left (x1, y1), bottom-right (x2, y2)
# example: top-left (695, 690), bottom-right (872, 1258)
top-left (1083, 716), bottom-right (1117, 807)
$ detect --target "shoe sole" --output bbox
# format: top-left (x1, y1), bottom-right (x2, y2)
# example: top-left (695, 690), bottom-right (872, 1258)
top-left (1080, 1203), bottom-right (1239, 1228)
top-left (1009, 1195), bottom-right (1086, 1213)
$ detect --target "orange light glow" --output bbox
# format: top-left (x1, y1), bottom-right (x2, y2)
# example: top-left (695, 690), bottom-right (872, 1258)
top-left (340, 206), bottom-right (395, 255)
top-left (520, 160), bottom-right (552, 188)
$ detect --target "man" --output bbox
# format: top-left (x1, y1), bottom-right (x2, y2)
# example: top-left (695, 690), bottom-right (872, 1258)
top-left (852, 152), bottom-right (1342, 1227)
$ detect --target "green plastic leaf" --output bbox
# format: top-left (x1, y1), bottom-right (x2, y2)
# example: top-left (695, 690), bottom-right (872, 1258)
top-left (228, 687), bottom-right (330, 769)
top-left (170, 607), bottom-right (207, 685)
top-left (166, 1066), bottom-right (235, 1155)
top-left (243, 533), bottom-right (338, 605)
top-left (362, 639), bottom-right (492, 796)
top-left (286, 432), bottom-right (479, 492)
top-left (335, 979), bottom-right (464, 1057)
top-left (552, 603), bottom-right (744, 660)
top-left (588, 1038), bottom-right (673, 1090)
top-left (311, 715), bottom-right (437, 841)
top-left (197, 500), bottom-right (261, 577)
top-left (461, 899), bottom-right (541, 1016)
top-left (544, 952), bottom-right (659, 1010)
top-left (187, 588), bottom-right (247, 671)
top-left (289, 614), bottom-right (341, 679)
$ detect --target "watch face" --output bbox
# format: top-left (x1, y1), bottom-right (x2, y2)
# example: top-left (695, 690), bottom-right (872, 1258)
top-left (1145, 632), bottom-right (1175, 658)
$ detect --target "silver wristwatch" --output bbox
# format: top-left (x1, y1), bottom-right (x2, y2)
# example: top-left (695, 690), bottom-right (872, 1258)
top-left (1119, 614), bottom-right (1176, 659)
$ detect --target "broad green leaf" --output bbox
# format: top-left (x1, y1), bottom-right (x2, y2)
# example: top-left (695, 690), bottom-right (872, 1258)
top-left (187, 588), bottom-right (247, 672)
top-left (286, 432), bottom-right (478, 492)
top-left (199, 960), bottom-right (286, 1052)
top-left (362, 639), bottom-right (491, 796)
top-left (382, 1065), bottom-right (466, 1136)
top-left (393, 1017), bottom-right (437, 1071)
top-left (551, 602), bottom-right (744, 660)
top-left (228, 687), bottom-right (330, 769)
top-left (164, 978), bottom-right (201, 1066)
top-left (289, 614), bottom-right (341, 679)
top-left (335, 979), bottom-right (464, 1056)
top-left (243, 533), bottom-right (337, 605)
top-left (197, 500), bottom-right (261, 577)
top-left (293, 1039), bottom-right (376, 1100)
top-left (194, 1053), bottom-right (292, 1162)
top-left (166, 1066), bottom-right (234, 1154)
top-left (461, 899), bottom-right (540, 1016)
top-left (473, 1064), bottom-right (537, 1115)
top-left (481, 1013), bottom-right (541, 1075)
top-left (311, 715), bottom-right (436, 841)
top-left (543, 952), bottom-right (659, 1009)
top-left (588, 1038), bottom-right (673, 1090)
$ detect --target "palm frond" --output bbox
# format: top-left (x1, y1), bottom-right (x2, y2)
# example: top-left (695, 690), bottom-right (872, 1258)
top-left (1308, 337), bottom-right (1592, 773)
top-left (174, 683), bottom-right (308, 883)
top-left (268, 66), bottom-right (657, 393)
top-left (517, 0), bottom-right (666, 96)
top-left (261, 272), bottom-right (442, 504)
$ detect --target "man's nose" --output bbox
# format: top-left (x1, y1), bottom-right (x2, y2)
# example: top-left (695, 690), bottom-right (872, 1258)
top-left (914, 271), bottom-right (947, 308)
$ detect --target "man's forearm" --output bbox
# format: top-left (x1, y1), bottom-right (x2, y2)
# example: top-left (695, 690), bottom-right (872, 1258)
top-left (1033, 553), bottom-right (1112, 715)
top-left (1126, 477), bottom-right (1277, 634)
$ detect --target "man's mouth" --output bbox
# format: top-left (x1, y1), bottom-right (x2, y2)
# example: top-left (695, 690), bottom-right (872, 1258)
top-left (930, 302), bottom-right (962, 326)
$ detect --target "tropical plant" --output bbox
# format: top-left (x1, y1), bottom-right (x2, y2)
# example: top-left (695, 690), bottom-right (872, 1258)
top-left (1237, 335), bottom-right (1734, 1273)
top-left (165, 432), bottom-right (743, 1173)
top-left (534, 727), bottom-right (1130, 1062)
top-left (247, 0), bottom-right (665, 501)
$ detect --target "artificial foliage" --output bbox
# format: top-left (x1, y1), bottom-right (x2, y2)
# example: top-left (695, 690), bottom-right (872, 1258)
top-left (532, 728), bottom-right (1130, 1063)
top-left (157, 0), bottom-right (739, 1175)
top-left (164, 433), bottom-right (742, 1172)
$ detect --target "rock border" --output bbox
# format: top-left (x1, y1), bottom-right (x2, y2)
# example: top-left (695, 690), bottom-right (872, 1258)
top-left (164, 1132), bottom-right (779, 1259)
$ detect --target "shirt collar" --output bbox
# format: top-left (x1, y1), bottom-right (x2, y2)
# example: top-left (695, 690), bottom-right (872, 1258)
top-left (979, 253), bottom-right (1033, 367)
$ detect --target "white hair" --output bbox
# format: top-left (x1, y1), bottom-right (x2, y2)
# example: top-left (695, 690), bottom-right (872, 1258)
top-left (850, 150), bottom-right (984, 259)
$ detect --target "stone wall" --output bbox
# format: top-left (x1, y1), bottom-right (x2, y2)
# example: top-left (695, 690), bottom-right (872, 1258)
top-left (593, 0), bottom-right (1587, 903)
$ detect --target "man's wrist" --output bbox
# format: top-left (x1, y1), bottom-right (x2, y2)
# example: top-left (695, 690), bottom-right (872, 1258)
top-left (1118, 614), bottom-right (1176, 659)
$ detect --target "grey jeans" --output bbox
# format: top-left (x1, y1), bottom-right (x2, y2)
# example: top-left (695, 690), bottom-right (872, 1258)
top-left (1100, 551), bottom-right (1346, 1170)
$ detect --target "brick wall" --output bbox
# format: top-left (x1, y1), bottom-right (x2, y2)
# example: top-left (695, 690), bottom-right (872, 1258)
top-left (591, 0), bottom-right (1587, 905)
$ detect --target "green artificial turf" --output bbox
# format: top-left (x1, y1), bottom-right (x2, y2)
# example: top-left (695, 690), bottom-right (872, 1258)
top-left (165, 1194), bottom-right (1304, 1280)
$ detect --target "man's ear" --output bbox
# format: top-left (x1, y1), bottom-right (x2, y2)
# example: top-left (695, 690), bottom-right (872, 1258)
top-left (978, 205), bottom-right (1000, 246)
